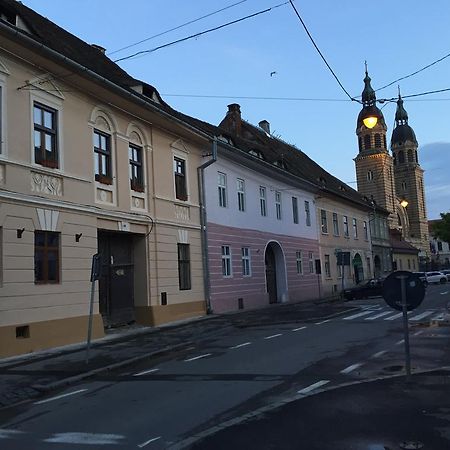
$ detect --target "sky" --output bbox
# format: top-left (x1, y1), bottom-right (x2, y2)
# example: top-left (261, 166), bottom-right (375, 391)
top-left (21, 0), bottom-right (450, 219)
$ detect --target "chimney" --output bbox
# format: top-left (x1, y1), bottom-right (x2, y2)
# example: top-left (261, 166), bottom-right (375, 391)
top-left (259, 120), bottom-right (270, 135)
top-left (226, 103), bottom-right (242, 136)
top-left (91, 44), bottom-right (106, 54)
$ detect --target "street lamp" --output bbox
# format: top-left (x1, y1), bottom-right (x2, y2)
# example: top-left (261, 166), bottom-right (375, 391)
top-left (400, 199), bottom-right (408, 208)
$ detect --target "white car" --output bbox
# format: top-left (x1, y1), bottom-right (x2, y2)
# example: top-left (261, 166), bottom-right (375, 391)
top-left (425, 271), bottom-right (447, 284)
top-left (441, 269), bottom-right (450, 281)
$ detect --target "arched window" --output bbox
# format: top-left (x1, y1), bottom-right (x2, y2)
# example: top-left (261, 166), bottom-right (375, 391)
top-left (364, 135), bottom-right (371, 149)
top-left (367, 170), bottom-right (374, 181)
top-left (393, 153), bottom-right (397, 165)
top-left (383, 135), bottom-right (387, 149)
top-left (415, 150), bottom-right (418, 163)
top-left (374, 134), bottom-right (381, 148)
top-left (358, 137), bottom-right (363, 151)
top-left (407, 149), bottom-right (413, 162)
top-left (398, 150), bottom-right (405, 163)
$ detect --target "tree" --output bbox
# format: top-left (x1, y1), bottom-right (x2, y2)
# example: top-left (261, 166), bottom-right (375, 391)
top-left (432, 213), bottom-right (450, 243)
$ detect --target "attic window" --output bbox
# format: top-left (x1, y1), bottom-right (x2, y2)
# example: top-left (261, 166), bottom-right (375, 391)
top-left (249, 149), bottom-right (264, 160)
top-left (273, 160), bottom-right (287, 170)
top-left (217, 135), bottom-right (233, 145)
top-left (0, 11), bottom-right (17, 26)
top-left (339, 185), bottom-right (346, 192)
top-left (318, 176), bottom-right (326, 185)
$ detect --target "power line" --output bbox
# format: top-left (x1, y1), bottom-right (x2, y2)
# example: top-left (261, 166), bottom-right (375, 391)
top-left (107, 0), bottom-right (249, 56)
top-left (114, 1), bottom-right (289, 63)
top-left (379, 87), bottom-right (450, 103)
top-left (288, 0), bottom-right (356, 102)
top-left (161, 93), bottom-right (349, 102)
top-left (375, 50), bottom-right (450, 93)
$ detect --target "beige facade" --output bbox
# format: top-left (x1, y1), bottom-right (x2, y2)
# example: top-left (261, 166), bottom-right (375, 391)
top-left (316, 196), bottom-right (372, 297)
top-left (0, 24), bottom-right (209, 357)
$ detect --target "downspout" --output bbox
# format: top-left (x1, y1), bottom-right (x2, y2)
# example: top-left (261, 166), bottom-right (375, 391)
top-left (197, 137), bottom-right (217, 314)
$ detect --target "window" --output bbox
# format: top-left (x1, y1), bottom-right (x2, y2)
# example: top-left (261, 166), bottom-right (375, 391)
top-left (332, 212), bottom-right (339, 235)
top-left (218, 172), bottom-right (227, 207)
top-left (352, 218), bottom-right (358, 239)
top-left (364, 134), bottom-right (371, 149)
top-left (367, 170), bottom-right (374, 181)
top-left (237, 178), bottom-right (245, 212)
top-left (309, 251), bottom-right (314, 273)
top-left (407, 149), bottom-right (413, 162)
top-left (259, 186), bottom-right (267, 217)
top-left (177, 244), bottom-right (191, 290)
top-left (363, 221), bottom-right (368, 240)
top-left (241, 247), bottom-right (251, 276)
top-left (275, 191), bottom-right (282, 220)
top-left (374, 134), bottom-right (381, 148)
top-left (367, 257), bottom-right (371, 277)
top-left (221, 245), bottom-right (232, 277)
top-left (401, 181), bottom-right (407, 191)
top-left (129, 144), bottom-right (143, 192)
top-left (413, 259), bottom-right (416, 270)
top-left (398, 150), bottom-right (405, 163)
top-left (296, 251), bottom-right (303, 274)
top-left (407, 259), bottom-right (411, 270)
top-left (34, 103), bottom-right (58, 168)
top-left (304, 201), bottom-right (311, 226)
top-left (34, 231), bottom-right (60, 284)
top-left (174, 157), bottom-right (187, 201)
top-left (292, 197), bottom-right (298, 224)
top-left (438, 241), bottom-right (443, 251)
top-left (343, 215), bottom-right (349, 237)
top-left (94, 129), bottom-right (112, 184)
top-left (320, 209), bottom-right (328, 234)
top-left (324, 254), bottom-right (331, 277)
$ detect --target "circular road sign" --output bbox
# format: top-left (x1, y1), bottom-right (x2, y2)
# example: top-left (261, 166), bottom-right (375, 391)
top-left (382, 270), bottom-right (425, 312)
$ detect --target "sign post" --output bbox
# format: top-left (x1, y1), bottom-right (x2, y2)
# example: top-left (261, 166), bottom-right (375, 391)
top-left (382, 271), bottom-right (425, 381)
top-left (86, 253), bottom-right (101, 365)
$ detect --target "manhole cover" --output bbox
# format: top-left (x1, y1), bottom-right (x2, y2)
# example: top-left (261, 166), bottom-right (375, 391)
top-left (399, 441), bottom-right (424, 449)
top-left (384, 365), bottom-right (404, 372)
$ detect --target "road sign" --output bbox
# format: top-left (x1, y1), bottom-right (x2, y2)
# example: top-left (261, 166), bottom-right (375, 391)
top-left (336, 251), bottom-right (350, 266)
top-left (382, 271), bottom-right (425, 312)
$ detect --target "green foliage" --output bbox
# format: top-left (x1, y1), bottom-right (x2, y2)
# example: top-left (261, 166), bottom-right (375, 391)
top-left (432, 213), bottom-right (450, 243)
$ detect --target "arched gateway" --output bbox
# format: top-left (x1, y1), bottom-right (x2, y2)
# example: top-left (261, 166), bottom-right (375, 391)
top-left (264, 241), bottom-right (288, 304)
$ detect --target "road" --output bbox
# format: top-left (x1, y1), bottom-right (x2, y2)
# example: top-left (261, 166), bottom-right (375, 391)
top-left (0, 284), bottom-right (449, 449)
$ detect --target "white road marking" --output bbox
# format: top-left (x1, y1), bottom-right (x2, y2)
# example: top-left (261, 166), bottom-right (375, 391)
top-left (342, 311), bottom-right (373, 320)
top-left (230, 342), bottom-right (251, 349)
top-left (133, 368), bottom-right (159, 377)
top-left (340, 363), bottom-right (363, 374)
top-left (384, 312), bottom-right (403, 321)
top-left (292, 326), bottom-right (307, 332)
top-left (297, 380), bottom-right (330, 395)
top-left (44, 432), bottom-right (124, 445)
top-left (365, 311), bottom-right (392, 320)
top-left (264, 333), bottom-right (282, 340)
top-left (395, 339), bottom-right (405, 346)
top-left (440, 291), bottom-right (448, 295)
top-left (138, 436), bottom-right (162, 448)
top-left (371, 350), bottom-right (387, 358)
top-left (432, 313), bottom-right (444, 320)
top-left (361, 304), bottom-right (381, 310)
top-left (409, 311), bottom-right (434, 321)
top-left (34, 389), bottom-right (88, 405)
top-left (184, 353), bottom-right (211, 362)
top-left (413, 330), bottom-right (424, 336)
top-left (315, 319), bottom-right (330, 325)
top-left (0, 429), bottom-right (25, 439)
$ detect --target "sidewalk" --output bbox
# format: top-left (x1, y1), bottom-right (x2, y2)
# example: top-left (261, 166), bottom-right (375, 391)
top-left (189, 370), bottom-right (450, 450)
top-left (0, 299), bottom-right (356, 410)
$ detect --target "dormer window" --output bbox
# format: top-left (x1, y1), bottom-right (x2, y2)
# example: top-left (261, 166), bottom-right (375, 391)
top-left (318, 176), bottom-right (326, 185)
top-left (249, 149), bottom-right (264, 160)
top-left (273, 159), bottom-right (287, 170)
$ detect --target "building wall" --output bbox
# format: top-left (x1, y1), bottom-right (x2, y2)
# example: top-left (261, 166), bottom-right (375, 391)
top-left (392, 252), bottom-right (419, 272)
top-left (315, 197), bottom-right (372, 297)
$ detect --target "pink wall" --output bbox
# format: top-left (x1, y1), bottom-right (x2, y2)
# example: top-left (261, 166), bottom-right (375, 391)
top-left (208, 222), bottom-right (320, 313)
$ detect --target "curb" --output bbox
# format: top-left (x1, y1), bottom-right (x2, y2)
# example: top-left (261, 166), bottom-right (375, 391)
top-left (31, 341), bottom-right (192, 393)
top-left (168, 366), bottom-right (450, 450)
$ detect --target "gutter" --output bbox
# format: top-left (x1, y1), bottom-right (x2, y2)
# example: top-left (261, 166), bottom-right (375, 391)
top-left (0, 20), bottom-right (211, 142)
top-left (197, 138), bottom-right (217, 314)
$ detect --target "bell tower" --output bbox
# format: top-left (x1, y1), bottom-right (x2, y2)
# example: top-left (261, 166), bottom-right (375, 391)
top-left (354, 69), bottom-right (396, 225)
top-left (391, 92), bottom-right (429, 256)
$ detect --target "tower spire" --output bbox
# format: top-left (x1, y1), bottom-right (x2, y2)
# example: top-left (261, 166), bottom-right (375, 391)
top-left (361, 62), bottom-right (376, 106)
top-left (395, 86), bottom-right (408, 125)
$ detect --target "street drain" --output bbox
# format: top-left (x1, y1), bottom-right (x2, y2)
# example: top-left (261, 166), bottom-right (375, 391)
top-left (399, 441), bottom-right (423, 449)
top-left (384, 365), bottom-right (404, 372)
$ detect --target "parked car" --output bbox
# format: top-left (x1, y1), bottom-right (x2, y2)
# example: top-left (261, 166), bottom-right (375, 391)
top-left (413, 272), bottom-right (428, 287)
top-left (441, 269), bottom-right (450, 281)
top-left (425, 271), bottom-right (447, 284)
top-left (342, 278), bottom-right (384, 301)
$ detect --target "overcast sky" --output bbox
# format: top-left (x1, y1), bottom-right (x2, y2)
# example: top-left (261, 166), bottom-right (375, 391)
top-left (21, 0), bottom-right (450, 219)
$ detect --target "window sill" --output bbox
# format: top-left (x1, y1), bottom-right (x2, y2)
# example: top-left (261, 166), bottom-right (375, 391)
top-left (95, 175), bottom-right (113, 185)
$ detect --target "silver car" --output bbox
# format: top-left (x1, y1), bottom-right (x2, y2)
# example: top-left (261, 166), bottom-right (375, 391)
top-left (441, 269), bottom-right (450, 281)
top-left (426, 271), bottom-right (447, 284)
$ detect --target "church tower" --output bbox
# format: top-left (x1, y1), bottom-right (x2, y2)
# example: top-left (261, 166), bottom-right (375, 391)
top-left (391, 93), bottom-right (429, 256)
top-left (354, 70), bottom-right (397, 225)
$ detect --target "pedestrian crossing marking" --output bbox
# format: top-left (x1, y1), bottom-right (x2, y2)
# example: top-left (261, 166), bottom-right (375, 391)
top-left (409, 311), bottom-right (434, 321)
top-left (365, 311), bottom-right (392, 320)
top-left (342, 309), bottom-right (441, 322)
top-left (342, 311), bottom-right (374, 320)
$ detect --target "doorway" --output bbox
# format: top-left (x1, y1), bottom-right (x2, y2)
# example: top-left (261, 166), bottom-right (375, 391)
top-left (98, 231), bottom-right (135, 327)
top-left (353, 253), bottom-right (364, 284)
top-left (264, 241), bottom-right (288, 304)
top-left (265, 245), bottom-right (277, 303)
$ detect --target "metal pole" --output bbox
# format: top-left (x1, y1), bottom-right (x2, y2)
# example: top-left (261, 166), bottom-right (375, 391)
top-left (85, 278), bottom-right (96, 365)
top-left (399, 275), bottom-right (412, 380)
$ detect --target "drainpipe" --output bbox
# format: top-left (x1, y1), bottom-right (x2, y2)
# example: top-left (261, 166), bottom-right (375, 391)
top-left (197, 137), bottom-right (217, 314)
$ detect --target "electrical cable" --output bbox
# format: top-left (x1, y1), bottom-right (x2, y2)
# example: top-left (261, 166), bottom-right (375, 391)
top-left (108, 0), bottom-right (249, 56)
top-left (114, 1), bottom-right (289, 63)
top-left (161, 93), bottom-right (349, 101)
top-left (288, 0), bottom-right (357, 102)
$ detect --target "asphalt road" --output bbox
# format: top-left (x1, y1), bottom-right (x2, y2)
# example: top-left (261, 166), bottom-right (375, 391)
top-left (0, 284), bottom-right (449, 449)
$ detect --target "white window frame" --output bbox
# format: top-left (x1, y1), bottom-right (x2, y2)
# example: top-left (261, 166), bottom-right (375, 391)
top-left (332, 212), bottom-right (339, 235)
top-left (343, 215), bottom-right (349, 237)
top-left (324, 254), bottom-right (331, 277)
top-left (218, 172), bottom-right (227, 208)
top-left (296, 250), bottom-right (303, 274)
top-left (309, 251), bottom-right (314, 273)
top-left (292, 197), bottom-right (299, 224)
top-left (241, 247), bottom-right (251, 277)
top-left (320, 209), bottom-right (328, 234)
top-left (352, 218), bottom-right (358, 239)
top-left (304, 200), bottom-right (311, 226)
top-left (237, 178), bottom-right (245, 212)
top-left (363, 221), bottom-right (368, 240)
top-left (221, 245), bottom-right (232, 277)
top-left (275, 191), bottom-right (282, 220)
top-left (259, 186), bottom-right (267, 217)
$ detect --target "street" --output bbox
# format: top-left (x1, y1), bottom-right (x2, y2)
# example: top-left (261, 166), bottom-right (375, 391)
top-left (0, 284), bottom-right (449, 449)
